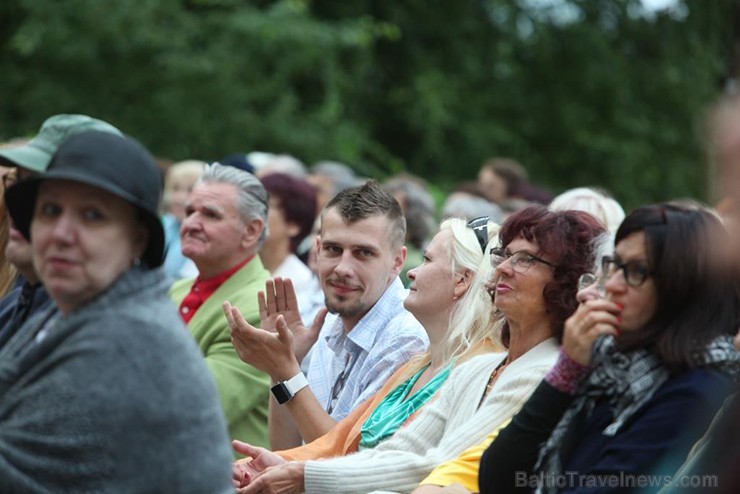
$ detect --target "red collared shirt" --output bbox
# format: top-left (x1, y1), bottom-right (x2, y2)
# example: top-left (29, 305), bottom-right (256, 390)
top-left (178, 256), bottom-right (253, 323)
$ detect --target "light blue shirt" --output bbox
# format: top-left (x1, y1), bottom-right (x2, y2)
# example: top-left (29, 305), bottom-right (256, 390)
top-left (306, 278), bottom-right (428, 421)
top-left (162, 214), bottom-right (198, 281)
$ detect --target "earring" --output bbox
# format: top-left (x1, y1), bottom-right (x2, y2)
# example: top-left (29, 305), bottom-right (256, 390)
top-left (132, 257), bottom-right (142, 267)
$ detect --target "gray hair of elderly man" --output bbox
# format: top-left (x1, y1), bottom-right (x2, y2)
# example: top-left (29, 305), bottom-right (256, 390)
top-left (199, 162), bottom-right (269, 248)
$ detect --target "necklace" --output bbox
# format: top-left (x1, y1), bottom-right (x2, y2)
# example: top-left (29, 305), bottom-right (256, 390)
top-left (478, 357), bottom-right (509, 408)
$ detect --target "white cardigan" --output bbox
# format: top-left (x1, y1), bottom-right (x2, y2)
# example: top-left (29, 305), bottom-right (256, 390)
top-left (304, 338), bottom-right (559, 494)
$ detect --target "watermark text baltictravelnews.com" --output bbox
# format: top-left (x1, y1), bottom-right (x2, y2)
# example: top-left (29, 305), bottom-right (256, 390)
top-left (515, 471), bottom-right (718, 489)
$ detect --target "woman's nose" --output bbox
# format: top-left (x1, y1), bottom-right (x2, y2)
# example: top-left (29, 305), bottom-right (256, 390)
top-left (407, 267), bottom-right (417, 281)
top-left (50, 213), bottom-right (75, 243)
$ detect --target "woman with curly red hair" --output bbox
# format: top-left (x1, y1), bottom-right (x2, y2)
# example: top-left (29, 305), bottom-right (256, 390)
top-left (479, 203), bottom-right (740, 494)
top-left (232, 206), bottom-right (605, 494)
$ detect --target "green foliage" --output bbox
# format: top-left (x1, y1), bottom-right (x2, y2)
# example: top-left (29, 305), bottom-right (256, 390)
top-left (0, 0), bottom-right (734, 209)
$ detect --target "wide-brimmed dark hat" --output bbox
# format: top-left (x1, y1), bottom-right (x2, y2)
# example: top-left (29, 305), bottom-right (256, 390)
top-left (5, 131), bottom-right (165, 268)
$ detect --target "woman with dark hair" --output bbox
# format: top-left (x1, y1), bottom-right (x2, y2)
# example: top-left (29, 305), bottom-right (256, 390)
top-left (479, 203), bottom-right (740, 494)
top-left (0, 131), bottom-right (233, 492)
top-left (233, 206), bottom-right (605, 494)
top-left (259, 172), bottom-right (321, 323)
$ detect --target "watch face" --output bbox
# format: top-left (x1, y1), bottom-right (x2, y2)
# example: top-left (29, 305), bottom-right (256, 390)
top-left (271, 382), bottom-right (291, 404)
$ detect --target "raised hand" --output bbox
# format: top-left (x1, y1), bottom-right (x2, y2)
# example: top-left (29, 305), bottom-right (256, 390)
top-left (224, 301), bottom-right (301, 382)
top-left (562, 298), bottom-right (621, 366)
top-left (259, 278), bottom-right (304, 333)
top-left (259, 277), bottom-right (328, 362)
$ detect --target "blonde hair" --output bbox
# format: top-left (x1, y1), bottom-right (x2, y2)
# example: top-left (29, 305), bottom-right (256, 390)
top-left (162, 160), bottom-right (206, 212)
top-left (0, 197), bottom-right (17, 298)
top-left (401, 217), bottom-right (503, 378)
top-left (440, 217), bottom-right (503, 362)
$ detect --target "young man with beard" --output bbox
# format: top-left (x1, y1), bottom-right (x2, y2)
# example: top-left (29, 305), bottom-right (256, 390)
top-left (226, 180), bottom-right (428, 449)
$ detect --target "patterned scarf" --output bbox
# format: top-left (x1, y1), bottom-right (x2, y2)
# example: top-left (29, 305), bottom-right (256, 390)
top-left (534, 334), bottom-right (740, 494)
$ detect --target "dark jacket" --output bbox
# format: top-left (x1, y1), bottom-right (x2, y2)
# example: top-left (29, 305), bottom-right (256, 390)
top-left (0, 278), bottom-right (53, 350)
top-left (480, 369), bottom-right (731, 494)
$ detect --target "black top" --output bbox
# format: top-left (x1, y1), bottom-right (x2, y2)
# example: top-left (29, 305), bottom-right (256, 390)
top-left (0, 279), bottom-right (53, 350)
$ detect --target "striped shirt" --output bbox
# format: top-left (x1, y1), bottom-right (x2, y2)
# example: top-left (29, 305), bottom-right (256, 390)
top-left (307, 278), bottom-right (428, 420)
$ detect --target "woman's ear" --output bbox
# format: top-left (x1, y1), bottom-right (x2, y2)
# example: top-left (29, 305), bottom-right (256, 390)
top-left (133, 223), bottom-right (150, 260)
top-left (452, 268), bottom-right (473, 300)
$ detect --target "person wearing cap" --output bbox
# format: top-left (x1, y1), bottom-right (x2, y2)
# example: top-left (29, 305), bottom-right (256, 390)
top-left (0, 131), bottom-right (233, 492)
top-left (0, 114), bottom-right (122, 350)
top-left (169, 163), bottom-right (272, 451)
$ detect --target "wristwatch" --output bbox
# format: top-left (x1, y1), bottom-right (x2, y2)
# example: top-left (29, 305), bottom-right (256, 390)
top-left (270, 372), bottom-right (309, 404)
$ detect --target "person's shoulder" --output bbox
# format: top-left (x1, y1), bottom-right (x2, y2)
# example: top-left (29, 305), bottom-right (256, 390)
top-left (453, 352), bottom-right (508, 377)
top-left (658, 367), bottom-right (733, 399)
top-left (169, 275), bottom-right (195, 299)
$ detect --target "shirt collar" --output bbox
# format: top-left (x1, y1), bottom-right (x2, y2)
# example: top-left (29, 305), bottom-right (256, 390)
top-left (193, 255), bottom-right (253, 294)
top-left (325, 277), bottom-right (406, 353)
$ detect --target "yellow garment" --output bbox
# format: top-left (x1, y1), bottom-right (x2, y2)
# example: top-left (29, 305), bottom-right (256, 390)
top-left (418, 418), bottom-right (512, 493)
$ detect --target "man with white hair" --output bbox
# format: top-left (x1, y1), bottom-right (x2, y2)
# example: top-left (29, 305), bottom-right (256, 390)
top-left (170, 163), bottom-right (271, 450)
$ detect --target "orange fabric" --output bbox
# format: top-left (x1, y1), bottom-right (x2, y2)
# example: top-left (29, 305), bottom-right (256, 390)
top-left (277, 359), bottom-right (427, 461)
top-left (230, 339), bottom-right (498, 468)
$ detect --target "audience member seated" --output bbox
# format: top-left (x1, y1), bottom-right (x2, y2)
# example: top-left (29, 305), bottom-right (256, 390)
top-left (161, 159), bottom-right (204, 281)
top-left (0, 131), bottom-right (232, 492)
top-left (259, 172), bottom-right (322, 324)
top-left (169, 163), bottom-right (271, 450)
top-left (441, 188), bottom-right (503, 224)
top-left (411, 233), bottom-right (613, 494)
top-left (228, 206), bottom-right (605, 493)
top-left (302, 160), bottom-right (361, 265)
top-left (308, 161), bottom-right (360, 212)
top-left (253, 153), bottom-right (307, 178)
top-left (480, 203), bottom-right (739, 494)
top-left (225, 181), bottom-right (428, 450)
top-left (549, 186), bottom-right (625, 235)
top-left (477, 157), bottom-right (552, 206)
top-left (230, 217), bottom-right (501, 487)
top-left (0, 114), bottom-right (121, 350)
top-left (384, 174), bottom-right (437, 286)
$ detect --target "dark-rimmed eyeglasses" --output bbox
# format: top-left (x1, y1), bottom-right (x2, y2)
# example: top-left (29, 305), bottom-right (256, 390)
top-left (601, 256), bottom-right (652, 287)
top-left (490, 247), bottom-right (557, 273)
top-left (466, 216), bottom-right (489, 254)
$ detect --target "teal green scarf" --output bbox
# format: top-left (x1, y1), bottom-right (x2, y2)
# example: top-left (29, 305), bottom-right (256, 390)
top-left (359, 363), bottom-right (452, 449)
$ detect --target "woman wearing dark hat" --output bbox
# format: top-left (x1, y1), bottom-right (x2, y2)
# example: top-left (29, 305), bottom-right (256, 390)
top-left (0, 131), bottom-right (233, 493)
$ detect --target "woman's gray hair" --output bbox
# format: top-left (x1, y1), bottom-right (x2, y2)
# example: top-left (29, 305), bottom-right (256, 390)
top-left (549, 187), bottom-right (625, 235)
top-left (199, 163), bottom-right (269, 247)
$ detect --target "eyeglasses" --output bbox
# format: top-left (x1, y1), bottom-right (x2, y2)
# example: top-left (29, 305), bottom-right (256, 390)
top-left (601, 256), bottom-right (652, 287)
top-left (490, 247), bottom-right (557, 273)
top-left (577, 273), bottom-right (606, 297)
top-left (467, 216), bottom-right (489, 254)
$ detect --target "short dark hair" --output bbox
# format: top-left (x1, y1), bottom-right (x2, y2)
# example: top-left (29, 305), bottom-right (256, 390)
top-left (322, 180), bottom-right (406, 249)
top-left (496, 206), bottom-right (606, 347)
top-left (614, 203), bottom-right (739, 369)
top-left (260, 173), bottom-right (317, 253)
top-left (482, 158), bottom-right (528, 193)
